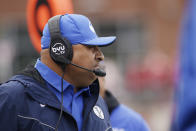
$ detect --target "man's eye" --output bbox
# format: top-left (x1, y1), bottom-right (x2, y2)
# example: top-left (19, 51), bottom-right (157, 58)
top-left (86, 45), bottom-right (97, 51)
top-left (86, 45), bottom-right (95, 48)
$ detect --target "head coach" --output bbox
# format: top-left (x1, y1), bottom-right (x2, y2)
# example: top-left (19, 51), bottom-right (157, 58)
top-left (0, 14), bottom-right (116, 131)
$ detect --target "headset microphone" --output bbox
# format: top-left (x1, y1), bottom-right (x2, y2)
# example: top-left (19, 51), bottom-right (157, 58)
top-left (93, 69), bottom-right (106, 77)
top-left (70, 62), bottom-right (106, 77)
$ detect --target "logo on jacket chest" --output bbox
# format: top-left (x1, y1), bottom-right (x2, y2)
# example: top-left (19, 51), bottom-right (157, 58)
top-left (93, 106), bottom-right (104, 120)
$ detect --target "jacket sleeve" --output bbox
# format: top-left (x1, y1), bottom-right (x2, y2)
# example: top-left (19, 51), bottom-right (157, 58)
top-left (0, 88), bottom-right (18, 131)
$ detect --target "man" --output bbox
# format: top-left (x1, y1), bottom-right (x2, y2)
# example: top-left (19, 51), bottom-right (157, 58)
top-left (98, 64), bottom-right (150, 131)
top-left (0, 14), bottom-right (116, 131)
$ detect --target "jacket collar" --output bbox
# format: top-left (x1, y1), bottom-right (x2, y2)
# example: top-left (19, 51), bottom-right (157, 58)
top-left (82, 79), bottom-right (100, 128)
top-left (9, 74), bottom-right (61, 110)
top-left (12, 64), bottom-right (100, 112)
top-left (104, 90), bottom-right (119, 114)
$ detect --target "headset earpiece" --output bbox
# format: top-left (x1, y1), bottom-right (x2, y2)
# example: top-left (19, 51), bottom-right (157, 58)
top-left (48, 15), bottom-right (73, 67)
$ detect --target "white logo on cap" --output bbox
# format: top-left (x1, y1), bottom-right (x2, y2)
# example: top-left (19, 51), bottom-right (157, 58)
top-left (93, 106), bottom-right (104, 119)
top-left (89, 21), bottom-right (96, 34)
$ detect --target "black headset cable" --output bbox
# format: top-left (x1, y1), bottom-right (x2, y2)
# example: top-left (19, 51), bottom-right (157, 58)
top-left (55, 69), bottom-right (65, 131)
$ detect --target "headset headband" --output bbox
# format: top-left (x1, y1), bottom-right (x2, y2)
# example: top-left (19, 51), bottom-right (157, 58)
top-left (48, 15), bottom-right (62, 39)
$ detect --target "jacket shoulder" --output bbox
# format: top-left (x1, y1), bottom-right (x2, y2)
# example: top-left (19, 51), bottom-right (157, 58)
top-left (0, 78), bottom-right (26, 95)
top-left (0, 75), bottom-right (29, 105)
top-left (0, 76), bottom-right (29, 131)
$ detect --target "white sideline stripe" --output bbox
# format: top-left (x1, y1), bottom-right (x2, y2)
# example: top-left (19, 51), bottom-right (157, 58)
top-left (17, 115), bottom-right (55, 130)
top-left (105, 126), bottom-right (112, 131)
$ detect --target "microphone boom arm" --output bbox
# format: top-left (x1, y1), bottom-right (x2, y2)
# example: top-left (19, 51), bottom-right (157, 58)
top-left (70, 62), bottom-right (106, 77)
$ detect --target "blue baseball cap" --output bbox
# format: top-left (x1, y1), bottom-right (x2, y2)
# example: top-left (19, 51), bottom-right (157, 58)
top-left (41, 14), bottom-right (116, 49)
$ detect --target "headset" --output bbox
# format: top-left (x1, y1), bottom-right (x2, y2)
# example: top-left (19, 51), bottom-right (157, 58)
top-left (48, 15), bottom-right (72, 70)
top-left (47, 15), bottom-right (106, 131)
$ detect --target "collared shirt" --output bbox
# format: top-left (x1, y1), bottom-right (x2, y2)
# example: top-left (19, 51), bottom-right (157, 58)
top-left (35, 59), bottom-right (90, 131)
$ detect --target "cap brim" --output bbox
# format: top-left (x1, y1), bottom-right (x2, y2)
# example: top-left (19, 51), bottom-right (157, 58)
top-left (81, 36), bottom-right (116, 47)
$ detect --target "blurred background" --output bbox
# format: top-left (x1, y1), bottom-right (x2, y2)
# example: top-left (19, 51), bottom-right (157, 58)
top-left (0, 0), bottom-right (186, 130)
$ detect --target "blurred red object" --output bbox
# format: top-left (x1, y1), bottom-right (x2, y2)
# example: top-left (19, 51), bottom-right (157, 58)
top-left (125, 51), bottom-right (175, 92)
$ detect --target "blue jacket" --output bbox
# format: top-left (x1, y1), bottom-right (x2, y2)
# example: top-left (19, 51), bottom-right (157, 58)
top-left (104, 90), bottom-right (150, 131)
top-left (0, 66), bottom-right (112, 131)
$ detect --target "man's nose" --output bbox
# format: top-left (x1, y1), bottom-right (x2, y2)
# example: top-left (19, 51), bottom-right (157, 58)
top-left (95, 47), bottom-right (104, 62)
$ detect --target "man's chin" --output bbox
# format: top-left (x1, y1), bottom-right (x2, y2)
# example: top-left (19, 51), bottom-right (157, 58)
top-left (90, 72), bottom-right (97, 80)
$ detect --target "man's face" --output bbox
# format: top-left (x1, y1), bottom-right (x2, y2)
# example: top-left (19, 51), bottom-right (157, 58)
top-left (66, 44), bottom-right (104, 87)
